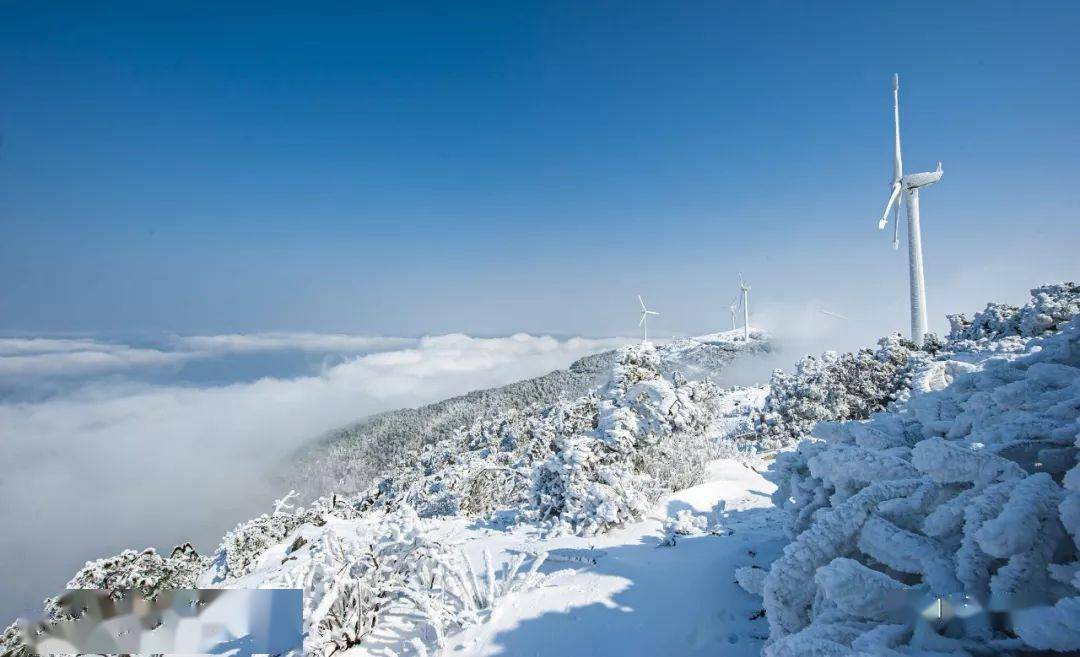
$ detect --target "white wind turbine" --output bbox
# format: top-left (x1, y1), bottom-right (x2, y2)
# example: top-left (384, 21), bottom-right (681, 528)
top-left (729, 296), bottom-right (739, 332)
top-left (877, 74), bottom-right (943, 345)
top-left (638, 295), bottom-right (659, 344)
top-left (738, 275), bottom-right (751, 340)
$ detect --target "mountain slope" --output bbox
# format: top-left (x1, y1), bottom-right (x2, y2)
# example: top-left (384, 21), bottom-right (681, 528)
top-left (288, 331), bottom-right (771, 499)
top-left (4, 330), bottom-right (776, 657)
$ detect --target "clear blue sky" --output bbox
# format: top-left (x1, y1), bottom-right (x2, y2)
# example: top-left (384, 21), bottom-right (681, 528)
top-left (2, 1), bottom-right (1077, 340)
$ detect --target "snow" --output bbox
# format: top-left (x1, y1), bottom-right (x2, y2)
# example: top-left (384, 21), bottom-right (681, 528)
top-left (172, 458), bottom-right (780, 657)
top-left (429, 459), bottom-right (783, 657)
top-left (749, 306), bottom-right (1080, 656)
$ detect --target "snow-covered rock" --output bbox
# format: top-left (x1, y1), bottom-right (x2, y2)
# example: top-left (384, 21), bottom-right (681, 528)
top-left (947, 282), bottom-right (1080, 347)
top-left (747, 289), bottom-right (1080, 656)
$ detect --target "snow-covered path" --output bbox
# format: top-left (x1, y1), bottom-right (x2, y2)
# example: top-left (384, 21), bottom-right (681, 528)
top-left (413, 459), bottom-right (783, 657)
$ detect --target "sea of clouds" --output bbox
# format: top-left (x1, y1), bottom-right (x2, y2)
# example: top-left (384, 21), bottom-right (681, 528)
top-left (0, 332), bottom-right (628, 624)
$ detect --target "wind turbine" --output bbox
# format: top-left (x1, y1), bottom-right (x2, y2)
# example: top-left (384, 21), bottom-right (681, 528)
top-left (638, 295), bottom-right (659, 344)
top-left (877, 74), bottom-right (943, 345)
top-left (737, 275), bottom-right (751, 340)
top-left (728, 294), bottom-right (739, 332)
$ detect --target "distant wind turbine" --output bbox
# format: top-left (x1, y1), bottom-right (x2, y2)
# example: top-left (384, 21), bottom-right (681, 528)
top-left (638, 295), bottom-right (659, 344)
top-left (877, 74), bottom-right (943, 345)
top-left (739, 275), bottom-right (751, 340)
top-left (728, 295), bottom-right (739, 332)
top-left (819, 309), bottom-right (849, 321)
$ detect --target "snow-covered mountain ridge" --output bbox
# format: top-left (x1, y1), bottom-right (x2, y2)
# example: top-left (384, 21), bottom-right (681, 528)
top-left (6, 283), bottom-right (1080, 657)
top-left (287, 330), bottom-right (772, 499)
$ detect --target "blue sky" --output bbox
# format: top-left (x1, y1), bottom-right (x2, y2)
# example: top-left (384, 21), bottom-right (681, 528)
top-left (2, 1), bottom-right (1077, 340)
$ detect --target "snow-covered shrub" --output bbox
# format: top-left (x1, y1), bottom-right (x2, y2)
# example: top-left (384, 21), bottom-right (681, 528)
top-left (530, 343), bottom-right (723, 535)
top-left (947, 282), bottom-right (1080, 346)
top-left (0, 543), bottom-right (214, 657)
top-left (219, 492), bottom-right (360, 579)
top-left (61, 542), bottom-right (210, 601)
top-left (0, 622), bottom-right (28, 657)
top-left (254, 506), bottom-right (546, 656)
top-left (221, 512), bottom-right (307, 578)
top-left (751, 312), bottom-right (1080, 656)
top-left (736, 565), bottom-right (769, 597)
top-left (659, 509), bottom-right (710, 546)
top-left (752, 335), bottom-right (925, 450)
top-left (0, 623), bottom-right (32, 657)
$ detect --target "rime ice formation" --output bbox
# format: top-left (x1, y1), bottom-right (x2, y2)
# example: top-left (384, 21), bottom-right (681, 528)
top-left (746, 284), bottom-right (1080, 656)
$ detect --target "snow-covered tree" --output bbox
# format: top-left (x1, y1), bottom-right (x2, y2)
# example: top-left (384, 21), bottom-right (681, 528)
top-left (752, 335), bottom-right (926, 450)
top-left (252, 505), bottom-right (547, 656)
top-left (529, 343), bottom-right (721, 535)
top-left (217, 493), bottom-right (361, 579)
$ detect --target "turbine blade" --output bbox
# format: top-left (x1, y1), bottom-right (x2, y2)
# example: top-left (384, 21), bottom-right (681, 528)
top-left (648, 310), bottom-right (660, 316)
top-left (878, 183), bottom-right (900, 230)
top-left (638, 295), bottom-right (646, 310)
top-left (639, 314), bottom-right (646, 326)
top-left (893, 73), bottom-right (903, 183)
top-left (892, 198), bottom-right (901, 249)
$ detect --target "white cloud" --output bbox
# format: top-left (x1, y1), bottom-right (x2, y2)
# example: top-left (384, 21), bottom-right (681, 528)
top-left (174, 332), bottom-right (417, 354)
top-left (0, 346), bottom-right (190, 377)
top-left (0, 333), bottom-right (628, 622)
top-left (0, 337), bottom-right (123, 356)
top-left (0, 332), bottom-right (422, 380)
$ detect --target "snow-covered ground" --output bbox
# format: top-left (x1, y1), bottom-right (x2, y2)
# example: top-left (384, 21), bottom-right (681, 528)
top-left (437, 459), bottom-right (781, 657)
top-left (219, 457), bottom-right (783, 657)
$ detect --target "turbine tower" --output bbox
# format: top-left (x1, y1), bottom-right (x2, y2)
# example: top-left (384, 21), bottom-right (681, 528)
top-left (739, 276), bottom-right (751, 340)
top-left (877, 74), bottom-right (943, 345)
top-left (638, 295), bottom-right (659, 344)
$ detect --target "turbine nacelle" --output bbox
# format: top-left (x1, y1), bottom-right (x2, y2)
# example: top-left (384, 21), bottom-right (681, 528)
top-left (902, 162), bottom-right (943, 190)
